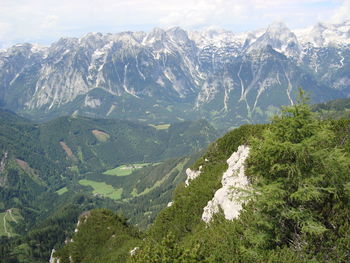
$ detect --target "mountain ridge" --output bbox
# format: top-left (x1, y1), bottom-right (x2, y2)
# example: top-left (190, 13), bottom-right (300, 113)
top-left (1, 21), bottom-right (350, 129)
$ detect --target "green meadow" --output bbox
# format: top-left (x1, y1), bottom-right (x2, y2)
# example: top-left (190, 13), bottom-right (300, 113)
top-left (56, 187), bottom-right (68, 195)
top-left (103, 163), bottom-right (152, 176)
top-left (79, 179), bottom-right (123, 200)
top-left (148, 124), bottom-right (170, 130)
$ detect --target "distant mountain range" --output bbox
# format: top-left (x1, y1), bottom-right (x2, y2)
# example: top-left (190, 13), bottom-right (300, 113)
top-left (1, 21), bottom-right (350, 128)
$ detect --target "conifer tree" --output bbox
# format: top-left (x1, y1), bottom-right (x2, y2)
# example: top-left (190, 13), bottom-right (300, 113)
top-left (245, 90), bottom-right (350, 260)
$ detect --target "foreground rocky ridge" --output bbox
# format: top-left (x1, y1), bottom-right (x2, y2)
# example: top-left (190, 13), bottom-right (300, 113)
top-left (1, 21), bottom-right (350, 128)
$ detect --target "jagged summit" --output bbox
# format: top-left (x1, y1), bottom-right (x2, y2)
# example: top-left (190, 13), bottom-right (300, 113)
top-left (247, 21), bottom-right (301, 57)
top-left (0, 21), bottom-right (349, 129)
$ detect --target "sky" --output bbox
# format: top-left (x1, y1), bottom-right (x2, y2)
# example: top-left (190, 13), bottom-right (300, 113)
top-left (0, 0), bottom-right (349, 49)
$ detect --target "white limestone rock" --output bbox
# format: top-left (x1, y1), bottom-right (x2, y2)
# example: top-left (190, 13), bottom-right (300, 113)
top-left (185, 165), bottom-right (202, 187)
top-left (49, 249), bottom-right (60, 263)
top-left (130, 247), bottom-right (139, 256)
top-left (202, 145), bottom-right (250, 223)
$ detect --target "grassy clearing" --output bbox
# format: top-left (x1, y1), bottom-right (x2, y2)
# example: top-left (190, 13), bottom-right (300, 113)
top-left (103, 163), bottom-right (153, 176)
top-left (131, 188), bottom-right (138, 197)
top-left (56, 187), bottom-right (68, 195)
top-left (79, 179), bottom-right (123, 200)
top-left (148, 124), bottom-right (171, 130)
top-left (0, 213), bottom-right (8, 236)
top-left (69, 165), bottom-right (79, 174)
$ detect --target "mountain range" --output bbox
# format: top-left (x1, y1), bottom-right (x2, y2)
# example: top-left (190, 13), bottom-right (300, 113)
top-left (1, 21), bottom-right (350, 129)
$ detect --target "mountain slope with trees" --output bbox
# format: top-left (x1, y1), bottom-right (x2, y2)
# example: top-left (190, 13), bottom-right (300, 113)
top-left (0, 110), bottom-right (217, 262)
top-left (52, 94), bottom-right (350, 262)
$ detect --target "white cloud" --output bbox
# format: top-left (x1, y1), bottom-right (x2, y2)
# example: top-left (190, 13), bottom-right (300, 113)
top-left (0, 0), bottom-right (346, 48)
top-left (159, 0), bottom-right (245, 28)
top-left (40, 15), bottom-right (59, 29)
top-left (0, 22), bottom-right (11, 35)
top-left (330, 0), bottom-right (350, 23)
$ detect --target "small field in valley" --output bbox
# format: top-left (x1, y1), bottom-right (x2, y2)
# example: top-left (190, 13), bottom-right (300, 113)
top-left (148, 124), bottom-right (170, 130)
top-left (103, 163), bottom-right (153, 176)
top-left (79, 179), bottom-right (123, 200)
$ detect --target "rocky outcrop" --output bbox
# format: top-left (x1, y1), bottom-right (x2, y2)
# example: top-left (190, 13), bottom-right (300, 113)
top-left (202, 145), bottom-right (250, 223)
top-left (49, 211), bottom-right (91, 263)
top-left (130, 247), bottom-right (139, 256)
top-left (49, 249), bottom-right (60, 263)
top-left (185, 166), bottom-right (202, 186)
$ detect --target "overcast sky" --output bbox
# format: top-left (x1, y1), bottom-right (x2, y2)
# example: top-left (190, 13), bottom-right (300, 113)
top-left (0, 0), bottom-right (349, 49)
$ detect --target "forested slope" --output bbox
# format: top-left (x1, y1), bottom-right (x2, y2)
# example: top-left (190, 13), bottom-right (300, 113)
top-left (53, 96), bottom-right (350, 263)
top-left (0, 110), bottom-right (217, 262)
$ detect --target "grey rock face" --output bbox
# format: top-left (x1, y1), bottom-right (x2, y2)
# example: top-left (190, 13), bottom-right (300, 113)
top-left (1, 21), bottom-right (349, 128)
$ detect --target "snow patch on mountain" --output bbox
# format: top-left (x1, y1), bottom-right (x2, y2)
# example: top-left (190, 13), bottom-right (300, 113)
top-left (202, 145), bottom-right (250, 223)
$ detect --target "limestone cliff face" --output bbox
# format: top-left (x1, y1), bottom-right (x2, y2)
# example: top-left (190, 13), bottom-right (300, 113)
top-left (202, 145), bottom-right (250, 223)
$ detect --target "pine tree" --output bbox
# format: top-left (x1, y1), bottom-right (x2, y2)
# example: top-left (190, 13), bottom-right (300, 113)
top-left (245, 90), bottom-right (350, 261)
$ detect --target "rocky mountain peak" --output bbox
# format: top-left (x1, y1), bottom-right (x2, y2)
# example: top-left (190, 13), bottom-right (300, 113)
top-left (143, 27), bottom-right (166, 45)
top-left (166, 27), bottom-right (189, 41)
top-left (266, 21), bottom-right (290, 34)
top-left (247, 21), bottom-right (300, 57)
